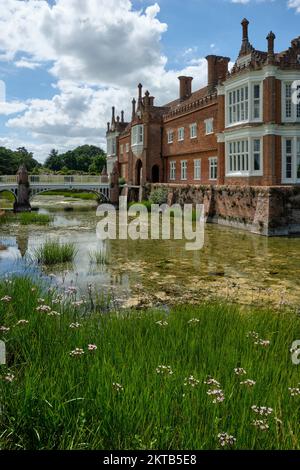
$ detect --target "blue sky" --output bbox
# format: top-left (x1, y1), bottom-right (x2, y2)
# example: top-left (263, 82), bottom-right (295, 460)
top-left (0, 0), bottom-right (299, 162)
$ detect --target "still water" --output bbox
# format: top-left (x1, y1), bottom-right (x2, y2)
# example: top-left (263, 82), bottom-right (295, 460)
top-left (1, 196), bottom-right (300, 309)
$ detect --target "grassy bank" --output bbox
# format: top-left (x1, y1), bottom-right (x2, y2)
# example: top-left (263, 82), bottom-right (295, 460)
top-left (40, 190), bottom-right (99, 201)
top-left (19, 212), bottom-right (52, 225)
top-left (0, 277), bottom-right (300, 450)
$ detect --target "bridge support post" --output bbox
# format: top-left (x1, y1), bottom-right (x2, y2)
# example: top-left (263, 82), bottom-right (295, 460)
top-left (14, 165), bottom-right (31, 213)
top-left (110, 162), bottom-right (120, 206)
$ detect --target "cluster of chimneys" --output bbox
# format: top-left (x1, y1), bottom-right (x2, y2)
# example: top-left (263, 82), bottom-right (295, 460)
top-left (107, 19), bottom-right (281, 131)
top-left (131, 84), bottom-right (155, 119)
top-left (107, 106), bottom-right (125, 132)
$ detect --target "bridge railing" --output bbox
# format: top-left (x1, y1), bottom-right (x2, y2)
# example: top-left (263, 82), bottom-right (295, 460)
top-left (0, 175), bottom-right (17, 184)
top-left (0, 175), bottom-right (109, 185)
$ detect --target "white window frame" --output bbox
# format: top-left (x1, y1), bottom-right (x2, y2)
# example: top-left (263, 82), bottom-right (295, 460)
top-left (282, 81), bottom-right (300, 122)
top-left (167, 129), bottom-right (174, 144)
top-left (131, 125), bottom-right (144, 147)
top-left (178, 127), bottom-right (185, 142)
top-left (190, 123), bottom-right (197, 139)
top-left (282, 137), bottom-right (300, 184)
top-left (209, 157), bottom-right (218, 181)
top-left (170, 161), bottom-right (176, 181)
top-left (205, 118), bottom-right (214, 135)
top-left (181, 160), bottom-right (187, 180)
top-left (194, 159), bottom-right (201, 180)
top-left (226, 80), bottom-right (263, 128)
top-left (126, 143), bottom-right (129, 153)
top-left (226, 137), bottom-right (263, 177)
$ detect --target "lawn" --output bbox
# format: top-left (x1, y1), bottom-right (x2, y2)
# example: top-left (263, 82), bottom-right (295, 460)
top-left (40, 190), bottom-right (99, 201)
top-left (0, 277), bottom-right (300, 450)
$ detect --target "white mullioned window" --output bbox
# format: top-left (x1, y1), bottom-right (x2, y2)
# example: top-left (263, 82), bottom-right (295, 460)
top-left (283, 82), bottom-right (300, 122)
top-left (228, 85), bottom-right (249, 125)
top-left (227, 81), bottom-right (262, 126)
top-left (190, 123), bottom-right (197, 139)
top-left (205, 118), bottom-right (214, 135)
top-left (282, 137), bottom-right (300, 183)
top-left (194, 159), bottom-right (201, 180)
top-left (131, 125), bottom-right (144, 146)
top-left (253, 84), bottom-right (261, 120)
top-left (178, 127), bottom-right (185, 141)
top-left (181, 160), bottom-right (187, 180)
top-left (170, 161), bottom-right (176, 180)
top-left (226, 137), bottom-right (263, 176)
top-left (167, 129), bottom-right (174, 144)
top-left (107, 137), bottom-right (117, 156)
top-left (209, 157), bottom-right (218, 181)
top-left (285, 83), bottom-right (292, 119)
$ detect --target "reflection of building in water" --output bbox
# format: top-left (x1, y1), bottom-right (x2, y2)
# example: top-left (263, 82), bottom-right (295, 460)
top-left (16, 231), bottom-right (29, 258)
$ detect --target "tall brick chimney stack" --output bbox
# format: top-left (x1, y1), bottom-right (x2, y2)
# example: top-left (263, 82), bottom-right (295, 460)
top-left (239, 18), bottom-right (252, 56)
top-left (178, 76), bottom-right (193, 101)
top-left (132, 98), bottom-right (136, 119)
top-left (206, 56), bottom-right (230, 92)
top-left (138, 83), bottom-right (143, 105)
top-left (267, 31), bottom-right (276, 61)
top-left (111, 106), bottom-right (115, 125)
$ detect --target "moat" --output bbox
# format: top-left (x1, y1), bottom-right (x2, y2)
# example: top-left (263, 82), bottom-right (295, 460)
top-left (1, 195), bottom-right (300, 309)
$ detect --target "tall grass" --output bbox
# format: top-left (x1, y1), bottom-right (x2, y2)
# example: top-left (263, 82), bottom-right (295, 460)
top-left (89, 249), bottom-right (109, 265)
top-left (0, 277), bottom-right (300, 450)
top-left (19, 212), bottom-right (52, 226)
top-left (34, 241), bottom-right (77, 265)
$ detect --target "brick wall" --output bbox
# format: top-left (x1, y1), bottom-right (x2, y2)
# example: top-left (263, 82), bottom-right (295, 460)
top-left (145, 183), bottom-right (300, 236)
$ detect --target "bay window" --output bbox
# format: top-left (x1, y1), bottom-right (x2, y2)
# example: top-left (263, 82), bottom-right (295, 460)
top-left (226, 137), bottom-right (262, 176)
top-left (228, 85), bottom-right (249, 125)
top-left (282, 81), bottom-right (300, 122)
top-left (226, 81), bottom-right (262, 126)
top-left (282, 137), bottom-right (300, 183)
top-left (131, 125), bottom-right (144, 146)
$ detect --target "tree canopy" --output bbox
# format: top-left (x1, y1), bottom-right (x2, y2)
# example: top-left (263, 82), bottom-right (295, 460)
top-left (0, 145), bottom-right (107, 175)
top-left (44, 145), bottom-right (106, 174)
top-left (0, 147), bottom-right (41, 175)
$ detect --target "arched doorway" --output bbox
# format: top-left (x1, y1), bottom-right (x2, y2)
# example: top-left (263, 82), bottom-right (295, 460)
top-left (135, 160), bottom-right (143, 186)
top-left (151, 165), bottom-right (160, 183)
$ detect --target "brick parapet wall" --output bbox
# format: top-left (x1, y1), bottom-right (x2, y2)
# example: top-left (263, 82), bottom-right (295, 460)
top-left (144, 183), bottom-right (300, 236)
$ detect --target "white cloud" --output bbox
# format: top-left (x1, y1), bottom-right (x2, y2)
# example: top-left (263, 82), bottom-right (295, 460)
top-left (288, 0), bottom-right (300, 13)
top-left (0, 0), bottom-right (211, 161)
top-left (15, 58), bottom-right (41, 70)
top-left (0, 101), bottom-right (28, 116)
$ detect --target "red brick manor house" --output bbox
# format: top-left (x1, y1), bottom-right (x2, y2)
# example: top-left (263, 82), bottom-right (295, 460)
top-left (107, 19), bottom-right (300, 235)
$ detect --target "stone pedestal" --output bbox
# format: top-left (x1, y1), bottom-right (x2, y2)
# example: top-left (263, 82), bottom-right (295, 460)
top-left (109, 162), bottom-right (120, 205)
top-left (14, 165), bottom-right (31, 213)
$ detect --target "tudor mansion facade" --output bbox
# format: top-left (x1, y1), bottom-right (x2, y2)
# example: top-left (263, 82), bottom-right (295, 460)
top-left (107, 19), bottom-right (300, 190)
